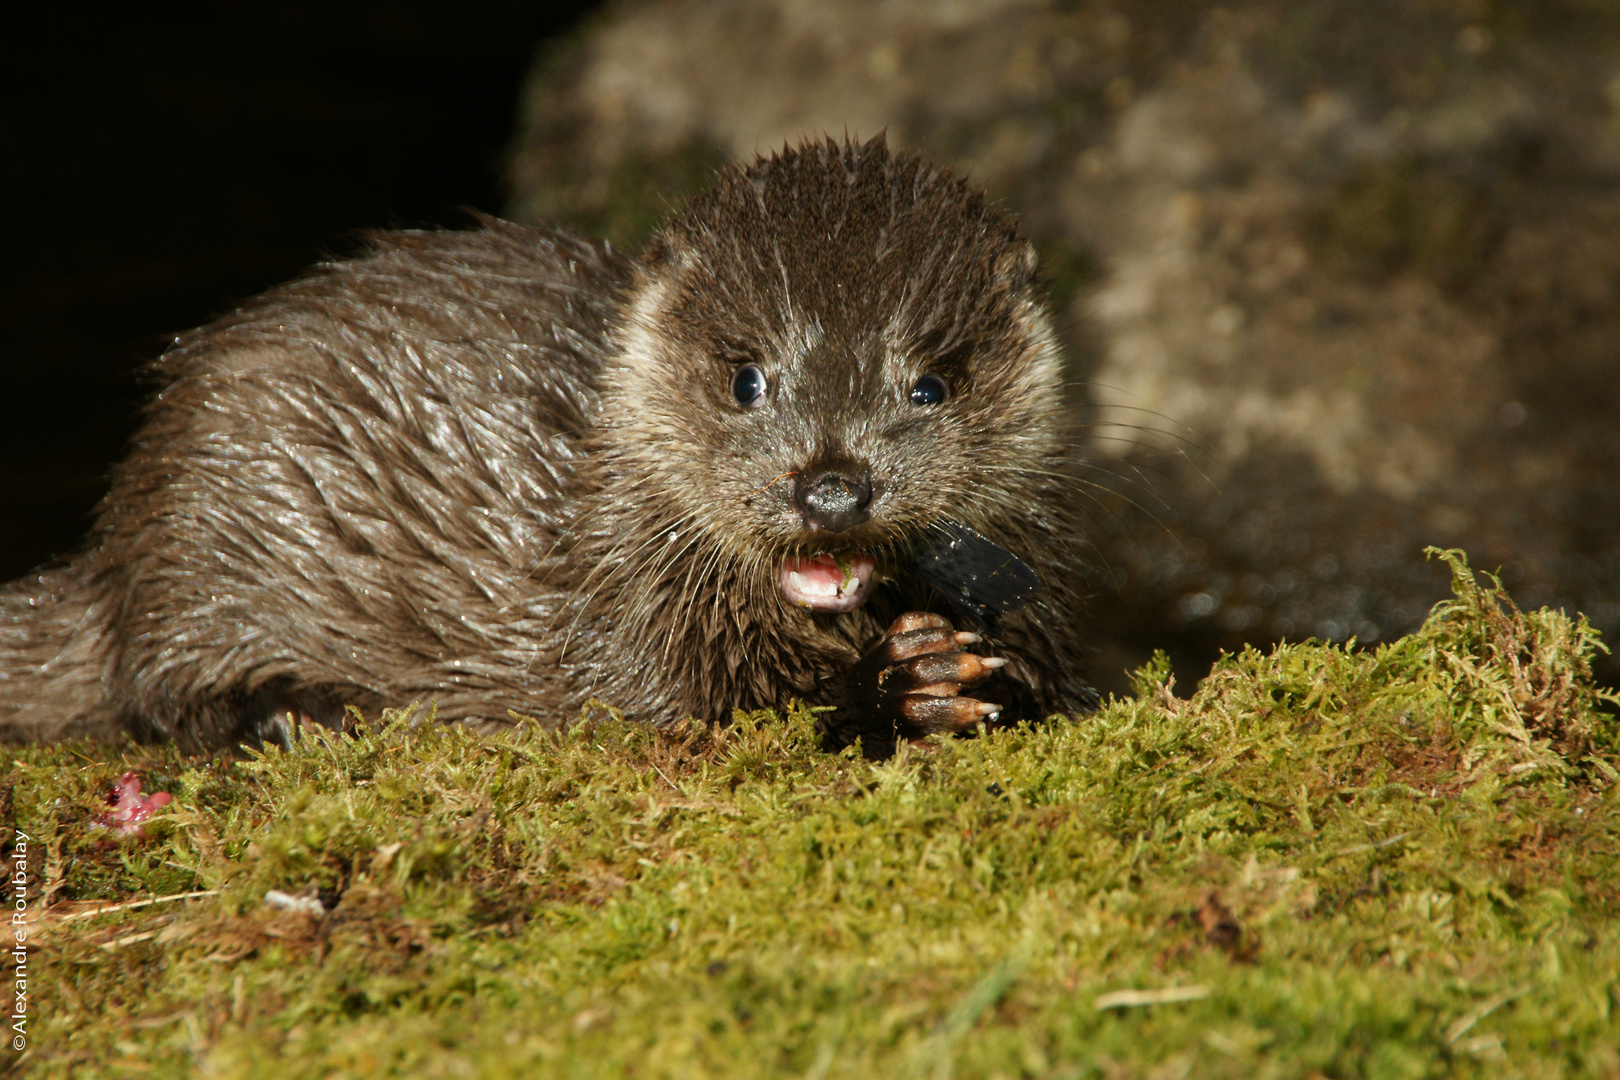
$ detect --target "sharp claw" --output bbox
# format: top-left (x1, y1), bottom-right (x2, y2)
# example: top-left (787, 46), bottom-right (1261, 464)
top-left (974, 701), bottom-right (1002, 717)
top-left (980, 656), bottom-right (1008, 670)
top-left (954, 631), bottom-right (982, 646)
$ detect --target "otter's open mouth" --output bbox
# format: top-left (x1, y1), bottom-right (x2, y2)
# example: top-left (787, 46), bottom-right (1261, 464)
top-left (780, 552), bottom-right (877, 612)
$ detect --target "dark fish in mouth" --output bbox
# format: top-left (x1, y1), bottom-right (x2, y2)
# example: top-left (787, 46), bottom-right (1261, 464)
top-left (904, 519), bottom-right (1044, 633)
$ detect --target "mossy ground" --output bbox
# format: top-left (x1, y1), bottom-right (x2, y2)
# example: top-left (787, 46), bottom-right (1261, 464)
top-left (7, 552), bottom-right (1618, 1078)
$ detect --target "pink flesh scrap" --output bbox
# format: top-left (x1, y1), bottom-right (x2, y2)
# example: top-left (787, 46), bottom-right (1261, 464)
top-left (92, 771), bottom-right (175, 836)
top-left (780, 552), bottom-right (877, 612)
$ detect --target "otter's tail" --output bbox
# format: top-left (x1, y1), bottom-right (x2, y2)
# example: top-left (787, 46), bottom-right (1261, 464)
top-left (0, 558), bottom-right (123, 744)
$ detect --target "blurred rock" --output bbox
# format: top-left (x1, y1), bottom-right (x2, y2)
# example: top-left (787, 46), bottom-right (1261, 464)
top-left (505, 0), bottom-right (1620, 692)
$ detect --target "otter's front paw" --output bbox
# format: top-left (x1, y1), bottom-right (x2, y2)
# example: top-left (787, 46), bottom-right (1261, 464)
top-left (825, 611), bottom-right (1006, 757)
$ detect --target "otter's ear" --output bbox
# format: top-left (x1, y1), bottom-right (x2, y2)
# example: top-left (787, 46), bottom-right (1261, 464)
top-left (993, 240), bottom-right (1039, 289)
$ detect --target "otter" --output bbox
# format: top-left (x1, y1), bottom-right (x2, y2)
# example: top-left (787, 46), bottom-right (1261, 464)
top-left (0, 136), bottom-right (1098, 757)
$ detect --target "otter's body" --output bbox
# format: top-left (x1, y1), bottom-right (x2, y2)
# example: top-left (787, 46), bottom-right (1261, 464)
top-left (0, 139), bottom-right (1097, 754)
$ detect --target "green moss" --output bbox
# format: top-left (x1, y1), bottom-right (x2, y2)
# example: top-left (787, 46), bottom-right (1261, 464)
top-left (9, 550), bottom-right (1618, 1077)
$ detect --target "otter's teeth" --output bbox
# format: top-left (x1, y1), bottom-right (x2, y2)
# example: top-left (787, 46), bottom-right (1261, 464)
top-left (780, 552), bottom-right (876, 613)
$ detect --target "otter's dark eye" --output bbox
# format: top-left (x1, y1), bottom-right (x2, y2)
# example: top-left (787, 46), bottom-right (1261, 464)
top-left (909, 374), bottom-right (948, 407)
top-left (731, 364), bottom-right (767, 409)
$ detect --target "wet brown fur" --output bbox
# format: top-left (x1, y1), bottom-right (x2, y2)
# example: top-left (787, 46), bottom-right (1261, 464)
top-left (0, 137), bottom-right (1096, 752)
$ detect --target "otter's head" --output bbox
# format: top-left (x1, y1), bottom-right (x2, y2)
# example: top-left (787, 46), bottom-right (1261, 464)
top-left (597, 136), bottom-right (1069, 616)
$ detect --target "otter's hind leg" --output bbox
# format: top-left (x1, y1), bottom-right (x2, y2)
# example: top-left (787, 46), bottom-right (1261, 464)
top-left (236, 682), bottom-right (356, 750)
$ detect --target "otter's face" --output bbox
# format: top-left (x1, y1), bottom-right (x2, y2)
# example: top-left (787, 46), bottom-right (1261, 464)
top-left (598, 142), bottom-right (1070, 615)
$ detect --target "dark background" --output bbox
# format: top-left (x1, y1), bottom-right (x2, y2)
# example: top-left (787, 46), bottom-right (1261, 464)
top-left (1, 2), bottom-right (600, 580)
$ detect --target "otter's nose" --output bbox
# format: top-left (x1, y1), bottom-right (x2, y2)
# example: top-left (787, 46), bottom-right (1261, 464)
top-left (794, 467), bottom-right (874, 533)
